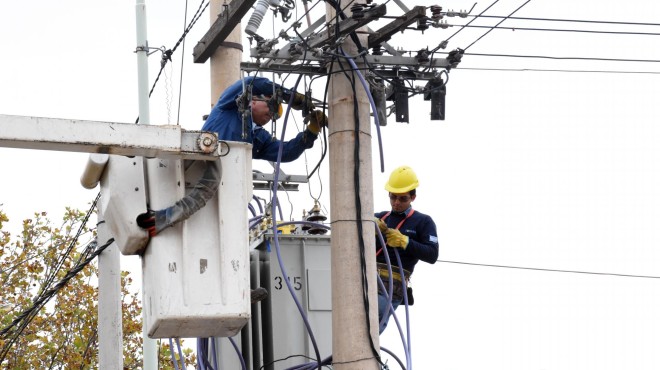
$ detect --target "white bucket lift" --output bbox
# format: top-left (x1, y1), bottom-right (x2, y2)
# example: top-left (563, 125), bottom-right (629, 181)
top-left (141, 141), bottom-right (253, 338)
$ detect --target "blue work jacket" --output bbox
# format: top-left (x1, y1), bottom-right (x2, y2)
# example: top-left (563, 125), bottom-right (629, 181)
top-left (375, 208), bottom-right (439, 274)
top-left (202, 76), bottom-right (318, 162)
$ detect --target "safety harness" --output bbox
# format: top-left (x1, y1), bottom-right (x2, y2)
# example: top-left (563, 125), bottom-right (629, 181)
top-left (376, 209), bottom-right (415, 282)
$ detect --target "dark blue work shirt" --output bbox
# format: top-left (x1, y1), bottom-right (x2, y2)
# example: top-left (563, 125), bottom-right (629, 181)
top-left (375, 208), bottom-right (439, 274)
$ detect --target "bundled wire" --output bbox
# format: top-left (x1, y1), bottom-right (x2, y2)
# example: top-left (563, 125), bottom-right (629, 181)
top-left (135, 0), bottom-right (210, 124)
top-left (0, 237), bottom-right (115, 363)
top-left (0, 194), bottom-right (103, 363)
top-left (268, 74), bottom-right (323, 369)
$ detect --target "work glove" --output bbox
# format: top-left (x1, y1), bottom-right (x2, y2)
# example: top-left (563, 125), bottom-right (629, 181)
top-left (305, 109), bottom-right (328, 134)
top-left (290, 92), bottom-right (314, 111)
top-left (385, 228), bottom-right (409, 249)
top-left (137, 210), bottom-right (157, 237)
top-left (374, 218), bottom-right (388, 234)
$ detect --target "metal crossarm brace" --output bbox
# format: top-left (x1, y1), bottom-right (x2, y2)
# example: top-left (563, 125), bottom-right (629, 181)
top-left (241, 52), bottom-right (453, 79)
top-left (193, 0), bottom-right (257, 63)
top-left (306, 4), bottom-right (387, 49)
top-left (0, 114), bottom-right (222, 160)
top-left (252, 171), bottom-right (307, 191)
top-left (368, 6), bottom-right (426, 48)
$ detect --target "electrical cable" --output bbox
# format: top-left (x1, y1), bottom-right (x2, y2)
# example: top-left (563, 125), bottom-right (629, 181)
top-left (0, 237), bottom-right (115, 363)
top-left (135, 0), bottom-right (209, 124)
top-left (431, 0), bottom-right (498, 53)
top-left (175, 338), bottom-right (186, 369)
top-left (463, 52), bottom-right (660, 63)
top-left (436, 259), bottom-right (660, 279)
top-left (343, 51), bottom-right (385, 173)
top-left (464, 0), bottom-right (533, 51)
top-left (176, 0), bottom-right (191, 125)
top-left (465, 14), bottom-right (660, 27)
top-left (456, 66), bottom-right (660, 74)
top-left (229, 336), bottom-right (247, 370)
top-left (259, 354), bottom-right (319, 370)
top-left (168, 338), bottom-right (180, 370)
top-left (40, 193), bottom-right (100, 300)
top-left (0, 194), bottom-right (101, 363)
top-left (211, 337), bottom-right (219, 370)
top-left (196, 338), bottom-right (206, 370)
top-left (393, 249), bottom-right (412, 370)
top-left (375, 227), bottom-right (412, 369)
top-left (269, 74), bottom-right (323, 370)
top-left (302, 67), bottom-right (329, 180)
top-left (452, 23), bottom-right (660, 36)
top-left (381, 346), bottom-right (406, 370)
top-left (253, 195), bottom-right (265, 214)
top-left (334, 53), bottom-right (383, 366)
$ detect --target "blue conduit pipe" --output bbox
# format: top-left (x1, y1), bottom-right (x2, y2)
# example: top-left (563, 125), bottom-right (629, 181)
top-left (393, 250), bottom-right (413, 370)
top-left (168, 338), bottom-right (180, 370)
top-left (269, 75), bottom-right (323, 369)
top-left (175, 338), bottom-right (186, 370)
top-left (252, 194), bottom-right (265, 214)
top-left (376, 226), bottom-right (412, 367)
top-left (376, 226), bottom-right (395, 330)
top-left (228, 336), bottom-right (247, 370)
top-left (211, 337), bottom-right (219, 370)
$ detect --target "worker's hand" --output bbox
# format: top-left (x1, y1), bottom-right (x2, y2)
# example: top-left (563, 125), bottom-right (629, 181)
top-left (137, 210), bottom-right (157, 237)
top-left (290, 92), bottom-right (314, 110)
top-left (374, 218), bottom-right (388, 234)
top-left (385, 228), bottom-right (409, 249)
top-left (306, 110), bottom-right (328, 134)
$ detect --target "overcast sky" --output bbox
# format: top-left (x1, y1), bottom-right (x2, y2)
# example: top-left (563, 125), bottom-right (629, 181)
top-left (2, 0), bottom-right (660, 369)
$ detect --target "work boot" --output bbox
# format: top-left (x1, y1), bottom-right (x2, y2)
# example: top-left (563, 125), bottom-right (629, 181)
top-left (250, 287), bottom-right (268, 303)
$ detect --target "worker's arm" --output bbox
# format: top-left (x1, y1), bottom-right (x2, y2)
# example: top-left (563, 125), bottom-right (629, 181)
top-left (404, 216), bottom-right (439, 264)
top-left (252, 126), bottom-right (318, 162)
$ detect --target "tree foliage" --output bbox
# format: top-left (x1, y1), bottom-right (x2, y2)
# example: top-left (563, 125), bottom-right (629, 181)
top-left (0, 208), bottom-right (196, 369)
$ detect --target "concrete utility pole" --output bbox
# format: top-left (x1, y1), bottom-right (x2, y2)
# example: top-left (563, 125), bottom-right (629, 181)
top-left (327, 4), bottom-right (380, 369)
top-left (209, 0), bottom-right (243, 358)
top-left (210, 0), bottom-right (242, 104)
top-left (97, 203), bottom-right (123, 369)
top-left (135, 0), bottom-right (158, 368)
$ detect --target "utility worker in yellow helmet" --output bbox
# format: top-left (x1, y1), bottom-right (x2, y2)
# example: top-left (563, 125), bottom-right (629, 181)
top-left (374, 165), bottom-right (439, 333)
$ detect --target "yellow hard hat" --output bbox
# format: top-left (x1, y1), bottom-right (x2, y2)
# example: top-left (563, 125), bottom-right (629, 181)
top-left (385, 166), bottom-right (419, 193)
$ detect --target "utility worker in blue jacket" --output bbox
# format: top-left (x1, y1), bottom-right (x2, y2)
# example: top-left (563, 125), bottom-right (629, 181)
top-left (375, 165), bottom-right (439, 333)
top-left (202, 76), bottom-right (327, 162)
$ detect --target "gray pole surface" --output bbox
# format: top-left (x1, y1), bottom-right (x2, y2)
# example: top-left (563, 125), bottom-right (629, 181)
top-left (327, 4), bottom-right (380, 369)
top-left (135, 1), bottom-right (158, 368)
top-left (97, 207), bottom-right (123, 369)
top-left (209, 0), bottom-right (243, 362)
top-left (210, 0), bottom-right (242, 106)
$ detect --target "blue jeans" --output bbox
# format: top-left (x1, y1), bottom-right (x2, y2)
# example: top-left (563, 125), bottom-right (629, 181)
top-left (378, 280), bottom-right (404, 333)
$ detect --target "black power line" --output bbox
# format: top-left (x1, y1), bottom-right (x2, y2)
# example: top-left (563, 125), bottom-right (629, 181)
top-left (456, 66), bottom-right (660, 74)
top-left (467, 14), bottom-right (660, 27)
top-left (452, 23), bottom-right (660, 36)
top-left (465, 52), bottom-right (660, 63)
top-left (438, 259), bottom-right (660, 279)
top-left (465, 0), bottom-right (534, 51)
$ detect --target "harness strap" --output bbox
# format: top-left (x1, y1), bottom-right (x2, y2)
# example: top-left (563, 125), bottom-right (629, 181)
top-left (376, 208), bottom-right (415, 257)
top-left (380, 209), bottom-right (415, 231)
